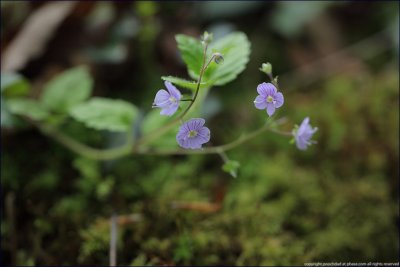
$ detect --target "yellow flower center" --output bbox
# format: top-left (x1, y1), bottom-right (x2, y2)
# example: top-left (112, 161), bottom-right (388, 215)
top-left (267, 95), bottom-right (273, 103)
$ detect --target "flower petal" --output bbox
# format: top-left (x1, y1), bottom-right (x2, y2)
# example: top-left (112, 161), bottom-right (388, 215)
top-left (160, 102), bottom-right (179, 116)
top-left (257, 82), bottom-right (276, 96)
top-left (294, 117), bottom-right (317, 151)
top-left (154, 89), bottom-right (170, 107)
top-left (297, 117), bottom-right (310, 135)
top-left (254, 95), bottom-right (267, 110)
top-left (165, 81), bottom-right (181, 100)
top-left (187, 118), bottom-right (205, 131)
top-left (196, 126), bottom-right (211, 144)
top-left (274, 92), bottom-right (284, 108)
top-left (295, 136), bottom-right (308, 150)
top-left (266, 103), bottom-right (275, 116)
top-left (188, 138), bottom-right (202, 149)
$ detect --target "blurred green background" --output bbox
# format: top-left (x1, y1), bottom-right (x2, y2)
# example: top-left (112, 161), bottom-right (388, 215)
top-left (1, 1), bottom-right (399, 266)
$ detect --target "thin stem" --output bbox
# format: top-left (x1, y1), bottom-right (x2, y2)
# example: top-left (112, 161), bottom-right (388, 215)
top-left (138, 122), bottom-right (291, 156)
top-left (178, 43), bottom-right (210, 118)
top-left (37, 123), bottom-right (132, 161)
top-left (136, 43), bottom-right (210, 147)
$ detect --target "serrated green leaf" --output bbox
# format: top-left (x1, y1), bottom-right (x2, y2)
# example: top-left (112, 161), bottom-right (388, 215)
top-left (175, 34), bottom-right (204, 80)
top-left (6, 98), bottom-right (49, 120)
top-left (175, 32), bottom-right (250, 87)
top-left (41, 66), bottom-right (93, 113)
top-left (69, 97), bottom-right (138, 132)
top-left (161, 76), bottom-right (208, 91)
top-left (222, 160), bottom-right (240, 178)
top-left (1, 72), bottom-right (30, 97)
top-left (207, 32), bottom-right (251, 86)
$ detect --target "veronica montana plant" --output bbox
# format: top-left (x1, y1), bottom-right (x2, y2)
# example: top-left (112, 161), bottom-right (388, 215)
top-left (3, 30), bottom-right (318, 178)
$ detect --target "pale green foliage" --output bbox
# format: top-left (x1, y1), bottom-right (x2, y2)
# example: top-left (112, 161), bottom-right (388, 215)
top-left (69, 97), bottom-right (138, 132)
top-left (41, 66), bottom-right (93, 113)
top-left (141, 109), bottom-right (180, 148)
top-left (206, 32), bottom-right (251, 85)
top-left (175, 34), bottom-right (204, 79)
top-left (175, 32), bottom-right (251, 87)
top-left (6, 99), bottom-right (49, 120)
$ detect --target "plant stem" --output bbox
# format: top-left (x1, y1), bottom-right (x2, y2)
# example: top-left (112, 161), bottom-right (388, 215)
top-left (137, 122), bottom-right (291, 156)
top-left (135, 43), bottom-right (210, 148)
top-left (37, 123), bottom-right (132, 161)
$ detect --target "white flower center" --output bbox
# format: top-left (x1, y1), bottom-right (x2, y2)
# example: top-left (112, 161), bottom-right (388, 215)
top-left (267, 95), bottom-right (273, 103)
top-left (188, 130), bottom-right (198, 138)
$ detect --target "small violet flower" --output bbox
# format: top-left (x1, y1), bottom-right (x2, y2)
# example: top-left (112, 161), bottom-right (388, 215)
top-left (293, 117), bottom-right (318, 150)
top-left (254, 82), bottom-right (284, 116)
top-left (176, 118), bottom-right (210, 149)
top-left (153, 81), bottom-right (182, 116)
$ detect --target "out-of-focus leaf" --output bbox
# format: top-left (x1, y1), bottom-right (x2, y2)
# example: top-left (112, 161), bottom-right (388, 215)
top-left (136, 1), bottom-right (158, 17)
top-left (41, 66), bottom-right (93, 113)
top-left (69, 97), bottom-right (138, 132)
top-left (141, 108), bottom-right (179, 148)
top-left (271, 2), bottom-right (337, 38)
top-left (86, 44), bottom-right (128, 64)
top-left (1, 72), bottom-right (30, 97)
top-left (175, 32), bottom-right (250, 86)
top-left (198, 1), bottom-right (263, 20)
top-left (6, 98), bottom-right (49, 120)
top-left (85, 2), bottom-right (115, 31)
top-left (222, 160), bottom-right (240, 178)
top-left (161, 76), bottom-right (209, 91)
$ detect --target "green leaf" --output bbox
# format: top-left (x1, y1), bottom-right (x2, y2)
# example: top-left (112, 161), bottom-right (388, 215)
top-left (222, 160), bottom-right (240, 178)
top-left (161, 76), bottom-right (208, 91)
top-left (175, 34), bottom-right (204, 80)
top-left (207, 32), bottom-right (251, 86)
top-left (1, 72), bottom-right (30, 97)
top-left (175, 32), bottom-right (251, 87)
top-left (69, 97), bottom-right (138, 132)
top-left (41, 66), bottom-right (93, 113)
top-left (6, 98), bottom-right (49, 121)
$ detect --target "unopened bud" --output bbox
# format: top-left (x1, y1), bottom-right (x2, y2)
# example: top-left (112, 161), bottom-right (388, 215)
top-left (260, 62), bottom-right (272, 75)
top-left (213, 52), bottom-right (224, 64)
top-left (202, 31), bottom-right (213, 44)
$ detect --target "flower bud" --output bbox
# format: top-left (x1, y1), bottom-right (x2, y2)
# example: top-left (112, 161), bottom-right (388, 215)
top-left (213, 52), bottom-right (224, 64)
top-left (202, 31), bottom-right (213, 44)
top-left (260, 62), bottom-right (272, 75)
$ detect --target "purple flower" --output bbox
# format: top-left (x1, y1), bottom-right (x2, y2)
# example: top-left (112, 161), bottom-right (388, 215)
top-left (153, 81), bottom-right (182, 116)
top-left (254, 82), bottom-right (284, 116)
top-left (293, 117), bottom-right (318, 150)
top-left (176, 118), bottom-right (210, 149)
